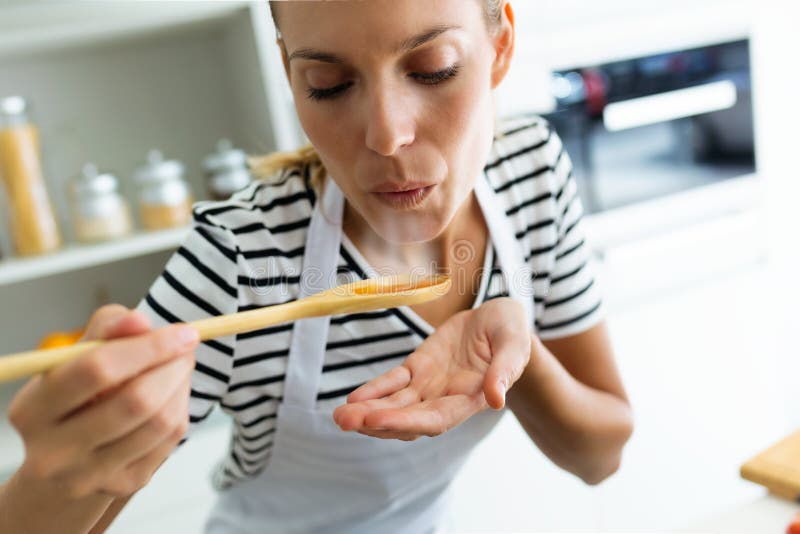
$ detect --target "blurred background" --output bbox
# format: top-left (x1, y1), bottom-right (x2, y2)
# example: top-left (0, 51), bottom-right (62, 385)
top-left (0, 0), bottom-right (798, 532)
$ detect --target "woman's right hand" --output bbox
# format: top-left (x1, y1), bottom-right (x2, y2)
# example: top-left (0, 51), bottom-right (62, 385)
top-left (7, 304), bottom-right (199, 499)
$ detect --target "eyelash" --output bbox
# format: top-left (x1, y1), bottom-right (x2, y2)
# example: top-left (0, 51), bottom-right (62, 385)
top-left (305, 65), bottom-right (462, 101)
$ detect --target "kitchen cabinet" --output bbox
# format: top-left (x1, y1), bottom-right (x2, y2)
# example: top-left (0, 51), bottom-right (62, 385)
top-left (0, 0), bottom-right (303, 353)
top-left (0, 0), bottom-right (305, 483)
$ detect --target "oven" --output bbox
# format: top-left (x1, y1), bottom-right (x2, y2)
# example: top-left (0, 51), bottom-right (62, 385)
top-left (542, 39), bottom-right (756, 216)
top-left (509, 37), bottom-right (765, 307)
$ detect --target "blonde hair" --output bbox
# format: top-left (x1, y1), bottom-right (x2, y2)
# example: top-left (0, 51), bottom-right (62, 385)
top-left (483, 0), bottom-right (504, 29)
top-left (250, 143), bottom-right (325, 188)
top-left (256, 0), bottom-right (506, 190)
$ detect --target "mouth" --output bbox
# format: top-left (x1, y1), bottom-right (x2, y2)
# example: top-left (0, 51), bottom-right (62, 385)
top-left (372, 184), bottom-right (436, 210)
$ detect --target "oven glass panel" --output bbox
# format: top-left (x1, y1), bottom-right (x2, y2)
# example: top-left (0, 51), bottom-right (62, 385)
top-left (542, 39), bottom-right (756, 214)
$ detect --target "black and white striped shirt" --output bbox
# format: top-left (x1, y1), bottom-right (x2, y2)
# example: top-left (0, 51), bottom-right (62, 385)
top-left (136, 117), bottom-right (604, 490)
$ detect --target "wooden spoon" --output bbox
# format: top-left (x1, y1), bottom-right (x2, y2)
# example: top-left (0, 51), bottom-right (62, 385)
top-left (0, 274), bottom-right (450, 383)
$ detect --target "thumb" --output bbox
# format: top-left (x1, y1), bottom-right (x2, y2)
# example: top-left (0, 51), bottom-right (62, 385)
top-left (81, 304), bottom-right (152, 342)
top-left (482, 334), bottom-right (531, 410)
top-left (483, 355), bottom-right (513, 410)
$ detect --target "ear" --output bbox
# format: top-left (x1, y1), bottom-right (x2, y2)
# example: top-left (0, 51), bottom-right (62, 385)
top-left (490, 1), bottom-right (515, 89)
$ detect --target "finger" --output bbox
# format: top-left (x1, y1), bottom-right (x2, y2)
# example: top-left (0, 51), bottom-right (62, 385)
top-left (91, 310), bottom-right (152, 342)
top-left (73, 311), bottom-right (152, 406)
top-left (22, 309), bottom-right (153, 421)
top-left (483, 335), bottom-right (531, 410)
top-left (334, 388), bottom-right (419, 431)
top-left (20, 355), bottom-right (191, 483)
top-left (91, 372), bottom-right (190, 472)
top-left (80, 304), bottom-right (128, 341)
top-left (346, 366), bottom-right (411, 403)
top-left (100, 416), bottom-right (187, 498)
top-left (40, 324), bottom-right (199, 420)
top-left (363, 394), bottom-right (486, 437)
top-left (356, 427), bottom-right (421, 441)
top-left (80, 305), bottom-right (147, 341)
top-left (53, 353), bottom-right (194, 452)
top-left (58, 373), bottom-right (189, 497)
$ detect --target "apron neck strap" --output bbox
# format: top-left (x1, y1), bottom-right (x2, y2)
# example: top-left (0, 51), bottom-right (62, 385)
top-left (474, 175), bottom-right (535, 328)
top-left (283, 178), bottom-right (344, 408)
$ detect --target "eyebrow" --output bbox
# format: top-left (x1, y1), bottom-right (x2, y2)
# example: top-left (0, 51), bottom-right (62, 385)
top-left (288, 24), bottom-right (460, 63)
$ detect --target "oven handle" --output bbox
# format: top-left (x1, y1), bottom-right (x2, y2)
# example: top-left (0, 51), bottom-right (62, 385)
top-left (602, 80), bottom-right (738, 132)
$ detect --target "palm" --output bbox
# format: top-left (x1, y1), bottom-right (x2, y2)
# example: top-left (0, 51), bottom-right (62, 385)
top-left (404, 310), bottom-right (492, 402)
top-left (333, 299), bottom-right (530, 440)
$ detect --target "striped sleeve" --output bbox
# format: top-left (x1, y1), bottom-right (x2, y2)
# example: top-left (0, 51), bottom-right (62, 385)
top-left (135, 208), bottom-right (239, 445)
top-left (536, 132), bottom-right (605, 340)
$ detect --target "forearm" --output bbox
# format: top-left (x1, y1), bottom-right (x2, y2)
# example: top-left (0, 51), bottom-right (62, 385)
top-left (506, 334), bottom-right (633, 485)
top-left (0, 466), bottom-right (115, 534)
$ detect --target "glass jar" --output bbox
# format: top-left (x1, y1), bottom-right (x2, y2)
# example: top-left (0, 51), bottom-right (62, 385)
top-left (203, 139), bottom-right (252, 200)
top-left (134, 149), bottom-right (193, 231)
top-left (69, 163), bottom-right (132, 243)
top-left (0, 96), bottom-right (62, 257)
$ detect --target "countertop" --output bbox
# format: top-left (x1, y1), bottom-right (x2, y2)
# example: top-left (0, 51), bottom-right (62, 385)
top-left (679, 494), bottom-right (799, 533)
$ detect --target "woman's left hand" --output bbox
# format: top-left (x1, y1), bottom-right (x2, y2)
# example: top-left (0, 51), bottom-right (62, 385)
top-left (333, 298), bottom-right (532, 440)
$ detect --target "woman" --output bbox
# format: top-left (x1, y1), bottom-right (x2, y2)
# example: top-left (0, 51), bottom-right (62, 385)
top-left (0, 1), bottom-right (633, 532)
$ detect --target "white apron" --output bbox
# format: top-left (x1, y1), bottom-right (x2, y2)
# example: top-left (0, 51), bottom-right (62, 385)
top-left (205, 174), bottom-right (534, 533)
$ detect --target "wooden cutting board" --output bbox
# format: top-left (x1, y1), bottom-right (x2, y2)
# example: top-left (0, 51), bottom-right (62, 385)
top-left (741, 429), bottom-right (800, 502)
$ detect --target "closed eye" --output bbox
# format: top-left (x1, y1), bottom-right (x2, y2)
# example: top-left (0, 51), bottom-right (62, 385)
top-left (306, 65), bottom-right (462, 101)
top-left (306, 81), bottom-right (354, 101)
top-left (410, 65), bottom-right (461, 85)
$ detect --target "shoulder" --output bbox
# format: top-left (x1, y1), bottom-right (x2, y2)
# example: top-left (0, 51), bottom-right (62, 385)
top-left (484, 116), bottom-right (563, 186)
top-left (485, 116), bottom-right (562, 179)
top-left (176, 162), bottom-right (316, 289)
top-left (484, 116), bottom-right (571, 232)
top-left (192, 162), bottom-right (316, 234)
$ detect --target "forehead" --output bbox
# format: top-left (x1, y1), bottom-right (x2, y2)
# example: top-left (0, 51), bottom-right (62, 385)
top-left (274, 0), bottom-right (486, 56)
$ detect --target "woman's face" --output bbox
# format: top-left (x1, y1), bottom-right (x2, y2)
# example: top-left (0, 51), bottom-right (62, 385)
top-left (275, 0), bottom-right (513, 243)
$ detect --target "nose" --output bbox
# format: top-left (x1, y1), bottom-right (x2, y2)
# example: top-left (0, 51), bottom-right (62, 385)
top-left (364, 85), bottom-right (415, 157)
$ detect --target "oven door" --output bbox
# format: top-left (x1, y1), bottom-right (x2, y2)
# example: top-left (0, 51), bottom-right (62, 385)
top-left (545, 39), bottom-right (756, 217)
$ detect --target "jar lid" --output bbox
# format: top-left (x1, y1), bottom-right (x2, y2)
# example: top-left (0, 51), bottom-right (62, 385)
top-left (203, 139), bottom-right (247, 173)
top-left (134, 149), bottom-right (185, 184)
top-left (1, 96), bottom-right (29, 127)
top-left (71, 163), bottom-right (120, 196)
top-left (0, 96), bottom-right (27, 117)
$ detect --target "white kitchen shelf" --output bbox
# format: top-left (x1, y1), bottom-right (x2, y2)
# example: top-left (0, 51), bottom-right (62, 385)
top-left (0, 0), bottom-right (249, 60)
top-left (0, 227), bottom-right (189, 287)
top-left (584, 172), bottom-right (762, 251)
top-left (526, 0), bottom-right (755, 71)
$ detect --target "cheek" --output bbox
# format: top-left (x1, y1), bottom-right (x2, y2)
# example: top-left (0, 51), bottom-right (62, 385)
top-left (294, 100), bottom-right (358, 183)
top-left (291, 82), bottom-right (346, 149)
top-left (436, 77), bottom-right (495, 192)
top-left (294, 100), bottom-right (331, 149)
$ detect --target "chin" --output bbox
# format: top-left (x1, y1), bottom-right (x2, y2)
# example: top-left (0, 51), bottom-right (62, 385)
top-left (370, 212), bottom-right (448, 244)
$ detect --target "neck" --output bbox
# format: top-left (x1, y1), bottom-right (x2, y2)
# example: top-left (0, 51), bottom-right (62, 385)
top-left (343, 192), bottom-right (485, 275)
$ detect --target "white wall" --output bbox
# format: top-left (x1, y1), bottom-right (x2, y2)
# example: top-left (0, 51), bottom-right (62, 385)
top-left (754, 0), bottom-right (800, 430)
